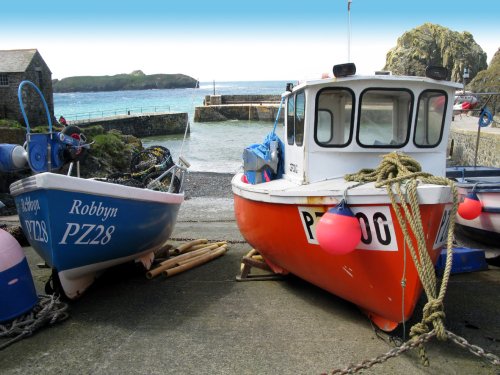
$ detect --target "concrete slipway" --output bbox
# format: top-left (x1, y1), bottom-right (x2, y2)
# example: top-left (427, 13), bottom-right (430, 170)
top-left (0, 194), bottom-right (499, 374)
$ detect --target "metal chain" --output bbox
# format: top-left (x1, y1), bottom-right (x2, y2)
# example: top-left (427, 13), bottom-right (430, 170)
top-left (446, 330), bottom-right (500, 366)
top-left (325, 329), bottom-right (500, 374)
top-left (326, 331), bottom-right (436, 374)
top-left (0, 294), bottom-right (69, 350)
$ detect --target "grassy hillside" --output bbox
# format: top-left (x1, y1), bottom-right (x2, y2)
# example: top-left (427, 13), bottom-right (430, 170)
top-left (53, 70), bottom-right (198, 92)
top-left (469, 48), bottom-right (500, 93)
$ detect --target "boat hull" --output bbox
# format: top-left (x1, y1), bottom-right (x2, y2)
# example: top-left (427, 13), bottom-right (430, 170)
top-left (455, 184), bottom-right (500, 244)
top-left (234, 192), bottom-right (451, 331)
top-left (10, 173), bottom-right (183, 298)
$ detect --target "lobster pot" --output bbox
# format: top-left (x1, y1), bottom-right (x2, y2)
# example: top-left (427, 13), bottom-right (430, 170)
top-left (0, 229), bottom-right (37, 323)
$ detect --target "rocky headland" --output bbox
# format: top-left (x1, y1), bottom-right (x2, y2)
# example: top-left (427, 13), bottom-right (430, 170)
top-left (52, 70), bottom-right (198, 92)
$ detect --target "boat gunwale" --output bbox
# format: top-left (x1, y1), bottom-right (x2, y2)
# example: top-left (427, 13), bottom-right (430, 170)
top-left (231, 172), bottom-right (452, 205)
top-left (9, 172), bottom-right (184, 205)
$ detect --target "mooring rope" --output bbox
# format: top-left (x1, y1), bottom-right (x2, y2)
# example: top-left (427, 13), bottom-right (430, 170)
top-left (322, 153), bottom-right (498, 374)
top-left (345, 152), bottom-right (458, 362)
top-left (0, 294), bottom-right (69, 350)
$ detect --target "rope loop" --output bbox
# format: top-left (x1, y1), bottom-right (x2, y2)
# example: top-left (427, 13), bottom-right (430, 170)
top-left (419, 299), bottom-right (447, 340)
top-left (478, 108), bottom-right (493, 127)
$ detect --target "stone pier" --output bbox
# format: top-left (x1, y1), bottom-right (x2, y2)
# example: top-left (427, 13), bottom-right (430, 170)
top-left (71, 112), bottom-right (189, 137)
top-left (194, 94), bottom-right (283, 122)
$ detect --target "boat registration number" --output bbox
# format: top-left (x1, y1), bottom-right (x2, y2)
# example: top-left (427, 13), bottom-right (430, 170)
top-left (298, 206), bottom-right (398, 251)
top-left (23, 219), bottom-right (49, 243)
top-left (59, 223), bottom-right (116, 245)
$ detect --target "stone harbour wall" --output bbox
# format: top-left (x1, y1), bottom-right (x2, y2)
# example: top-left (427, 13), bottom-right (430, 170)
top-left (448, 127), bottom-right (500, 167)
top-left (195, 104), bottom-right (283, 122)
top-left (75, 112), bottom-right (189, 137)
top-left (0, 127), bottom-right (26, 145)
top-left (195, 94), bottom-right (283, 122)
top-left (204, 94), bottom-right (281, 106)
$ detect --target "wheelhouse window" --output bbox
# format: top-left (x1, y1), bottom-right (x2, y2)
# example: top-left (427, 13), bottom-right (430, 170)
top-left (0, 74), bottom-right (8, 86)
top-left (357, 89), bottom-right (412, 147)
top-left (287, 94), bottom-right (295, 145)
top-left (414, 90), bottom-right (446, 147)
top-left (314, 88), bottom-right (353, 147)
top-left (286, 90), bottom-right (305, 146)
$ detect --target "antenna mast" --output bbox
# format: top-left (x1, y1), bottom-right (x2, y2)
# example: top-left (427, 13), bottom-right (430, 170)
top-left (347, 0), bottom-right (352, 62)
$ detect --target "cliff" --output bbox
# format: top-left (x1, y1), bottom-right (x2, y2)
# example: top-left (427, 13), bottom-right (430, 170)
top-left (384, 23), bottom-right (488, 82)
top-left (52, 70), bottom-right (198, 92)
top-left (469, 48), bottom-right (500, 93)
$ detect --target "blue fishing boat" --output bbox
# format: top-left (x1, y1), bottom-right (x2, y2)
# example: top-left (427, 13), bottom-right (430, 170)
top-left (1, 81), bottom-right (189, 298)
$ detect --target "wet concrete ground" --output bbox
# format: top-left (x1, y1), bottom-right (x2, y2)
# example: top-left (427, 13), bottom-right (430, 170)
top-left (0, 196), bottom-right (499, 374)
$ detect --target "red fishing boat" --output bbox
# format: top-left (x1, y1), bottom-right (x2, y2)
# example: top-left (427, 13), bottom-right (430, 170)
top-left (232, 64), bottom-right (461, 331)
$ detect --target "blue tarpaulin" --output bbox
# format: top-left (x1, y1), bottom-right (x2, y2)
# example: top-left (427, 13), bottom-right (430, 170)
top-left (242, 96), bottom-right (286, 184)
top-left (243, 131), bottom-right (285, 184)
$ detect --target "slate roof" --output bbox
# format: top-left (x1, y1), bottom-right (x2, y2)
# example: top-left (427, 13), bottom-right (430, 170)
top-left (0, 49), bottom-right (43, 73)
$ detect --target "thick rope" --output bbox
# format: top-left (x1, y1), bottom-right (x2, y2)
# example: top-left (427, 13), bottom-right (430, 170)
top-left (0, 294), bottom-right (69, 350)
top-left (345, 152), bottom-right (458, 351)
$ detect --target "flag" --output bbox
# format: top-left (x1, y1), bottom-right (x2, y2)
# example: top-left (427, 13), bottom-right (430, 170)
top-left (348, 0), bottom-right (352, 11)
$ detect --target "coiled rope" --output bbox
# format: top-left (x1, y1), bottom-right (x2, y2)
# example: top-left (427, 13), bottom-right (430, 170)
top-left (0, 294), bottom-right (69, 350)
top-left (345, 152), bottom-right (458, 362)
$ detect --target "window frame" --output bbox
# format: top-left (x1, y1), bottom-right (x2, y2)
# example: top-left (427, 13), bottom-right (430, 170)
top-left (413, 89), bottom-right (448, 148)
top-left (0, 74), bottom-right (8, 86)
top-left (356, 87), bottom-right (414, 149)
top-left (286, 94), bottom-right (295, 145)
top-left (286, 90), bottom-right (306, 146)
top-left (36, 70), bottom-right (43, 89)
top-left (314, 87), bottom-right (355, 148)
top-left (295, 91), bottom-right (305, 147)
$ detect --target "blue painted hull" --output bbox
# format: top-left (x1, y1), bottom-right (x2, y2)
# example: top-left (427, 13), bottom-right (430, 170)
top-left (10, 172), bottom-right (183, 297)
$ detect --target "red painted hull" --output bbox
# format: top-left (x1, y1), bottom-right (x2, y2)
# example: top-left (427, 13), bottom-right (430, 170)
top-left (234, 194), bottom-right (449, 331)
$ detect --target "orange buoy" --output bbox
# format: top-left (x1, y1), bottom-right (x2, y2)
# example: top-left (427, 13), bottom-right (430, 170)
top-left (458, 192), bottom-right (482, 220)
top-left (316, 202), bottom-right (361, 255)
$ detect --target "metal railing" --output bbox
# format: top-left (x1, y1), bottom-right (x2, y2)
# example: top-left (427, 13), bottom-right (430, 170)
top-left (60, 105), bottom-right (171, 122)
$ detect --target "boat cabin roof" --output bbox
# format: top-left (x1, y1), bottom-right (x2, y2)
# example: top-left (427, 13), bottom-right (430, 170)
top-left (281, 73), bottom-right (461, 184)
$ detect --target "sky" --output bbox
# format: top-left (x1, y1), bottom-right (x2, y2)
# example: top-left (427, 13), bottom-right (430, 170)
top-left (1, 0), bottom-right (498, 82)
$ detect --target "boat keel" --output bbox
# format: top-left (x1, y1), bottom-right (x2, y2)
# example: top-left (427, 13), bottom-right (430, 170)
top-left (361, 308), bottom-right (399, 332)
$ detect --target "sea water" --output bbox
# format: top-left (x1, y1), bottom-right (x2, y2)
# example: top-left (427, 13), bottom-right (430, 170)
top-left (54, 81), bottom-right (287, 173)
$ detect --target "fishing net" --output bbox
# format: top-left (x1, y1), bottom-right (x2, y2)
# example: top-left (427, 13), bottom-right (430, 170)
top-left (95, 145), bottom-right (181, 192)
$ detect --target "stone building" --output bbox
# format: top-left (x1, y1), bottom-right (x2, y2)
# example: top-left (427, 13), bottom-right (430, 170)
top-left (0, 49), bottom-right (54, 126)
